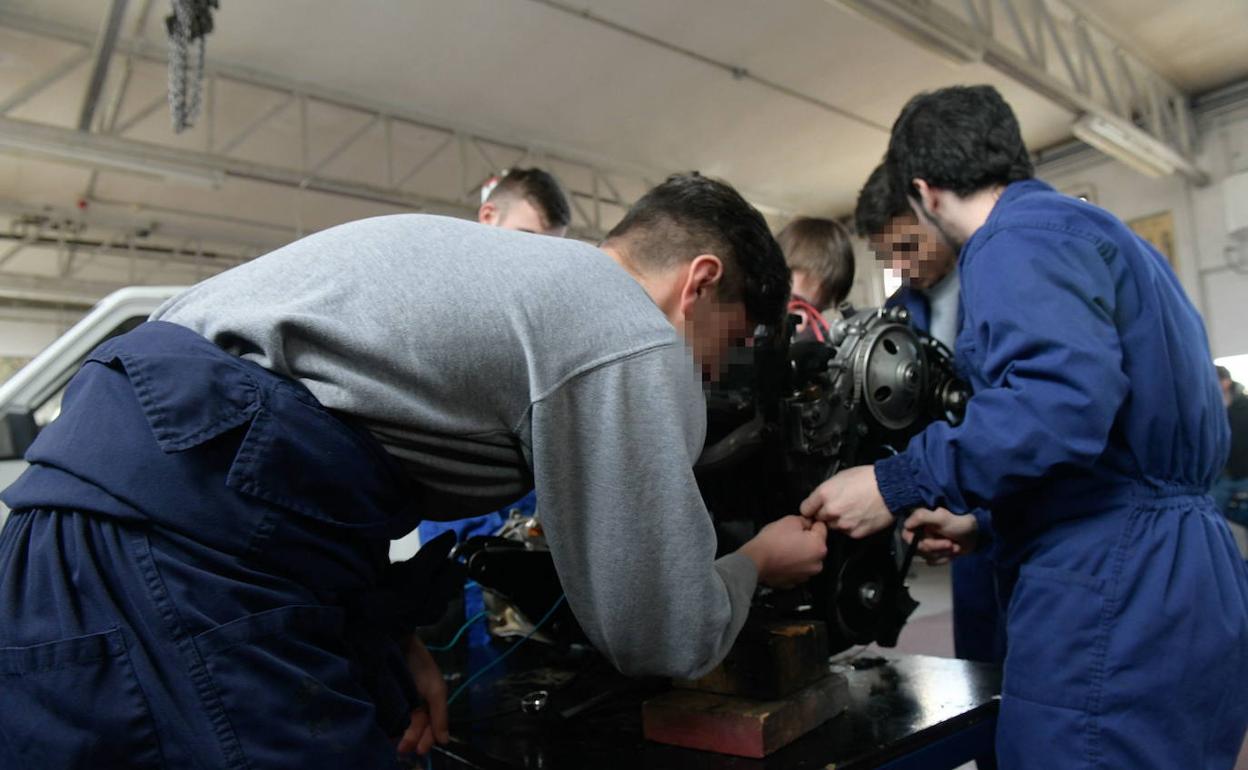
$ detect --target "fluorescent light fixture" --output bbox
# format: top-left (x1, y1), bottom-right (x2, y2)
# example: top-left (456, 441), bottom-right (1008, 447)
top-left (1071, 114), bottom-right (1178, 178)
top-left (831, 0), bottom-right (982, 66)
top-left (0, 139), bottom-right (223, 188)
top-left (0, 118), bottom-right (223, 188)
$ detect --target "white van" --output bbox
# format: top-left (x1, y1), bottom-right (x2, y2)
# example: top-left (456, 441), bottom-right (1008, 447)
top-left (0, 287), bottom-right (183, 522)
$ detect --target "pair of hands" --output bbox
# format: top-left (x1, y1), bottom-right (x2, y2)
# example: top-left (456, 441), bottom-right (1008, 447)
top-left (800, 465), bottom-right (981, 566)
top-left (740, 465), bottom-right (980, 586)
top-left (401, 466), bottom-right (980, 752)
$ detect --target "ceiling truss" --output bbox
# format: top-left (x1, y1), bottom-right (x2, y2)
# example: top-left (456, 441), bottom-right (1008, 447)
top-left (0, 8), bottom-right (658, 235)
top-left (833, 0), bottom-right (1207, 183)
top-left (0, 2), bottom-right (1215, 305)
top-left (0, 6), bottom-right (743, 297)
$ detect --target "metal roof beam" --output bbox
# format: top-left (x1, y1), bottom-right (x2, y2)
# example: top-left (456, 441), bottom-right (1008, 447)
top-left (0, 50), bottom-right (92, 116)
top-left (0, 8), bottom-right (796, 228)
top-left (830, 0), bottom-right (1208, 184)
top-left (0, 114), bottom-right (479, 219)
top-left (77, 0), bottom-right (129, 131)
top-left (0, 271), bottom-right (135, 305)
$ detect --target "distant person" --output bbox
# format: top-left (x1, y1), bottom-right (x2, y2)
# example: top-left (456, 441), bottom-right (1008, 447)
top-left (1215, 365), bottom-right (1248, 526)
top-left (854, 163), bottom-right (1004, 676)
top-left (775, 217), bottom-right (855, 341)
top-left (856, 164), bottom-right (960, 350)
top-left (477, 167), bottom-right (571, 237)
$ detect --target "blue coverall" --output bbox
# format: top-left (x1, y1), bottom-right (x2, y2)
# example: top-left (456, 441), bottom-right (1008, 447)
top-left (886, 286), bottom-right (1005, 667)
top-left (0, 322), bottom-right (433, 768)
top-left (875, 180), bottom-right (1248, 769)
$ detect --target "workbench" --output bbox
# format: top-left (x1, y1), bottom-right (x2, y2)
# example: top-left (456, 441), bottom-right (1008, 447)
top-left (427, 643), bottom-right (1001, 769)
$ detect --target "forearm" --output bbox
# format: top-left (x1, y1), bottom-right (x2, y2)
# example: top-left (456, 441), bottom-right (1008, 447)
top-left (541, 493), bottom-right (758, 678)
top-left (878, 227), bottom-right (1128, 516)
top-left (531, 344), bottom-right (757, 678)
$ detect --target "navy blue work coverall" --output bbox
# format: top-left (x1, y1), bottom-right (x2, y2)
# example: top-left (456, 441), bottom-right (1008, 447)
top-left (0, 322), bottom-right (443, 769)
top-left (886, 286), bottom-right (1005, 667)
top-left (875, 180), bottom-right (1248, 769)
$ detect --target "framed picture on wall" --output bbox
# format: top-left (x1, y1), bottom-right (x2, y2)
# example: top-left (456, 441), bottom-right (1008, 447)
top-left (1128, 211), bottom-right (1176, 268)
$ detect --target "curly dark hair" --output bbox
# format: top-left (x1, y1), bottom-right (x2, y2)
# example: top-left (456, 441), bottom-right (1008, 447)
top-left (854, 163), bottom-right (910, 238)
top-left (605, 172), bottom-right (791, 325)
top-left (886, 85), bottom-right (1033, 200)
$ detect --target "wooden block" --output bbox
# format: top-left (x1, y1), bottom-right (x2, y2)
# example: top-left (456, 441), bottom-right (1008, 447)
top-left (675, 620), bottom-right (829, 700)
top-left (642, 672), bottom-right (848, 758)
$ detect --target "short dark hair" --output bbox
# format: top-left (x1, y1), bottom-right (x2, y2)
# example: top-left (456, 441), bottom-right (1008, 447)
top-left (775, 217), bottom-right (855, 307)
top-left (1217, 365), bottom-right (1232, 382)
top-left (854, 163), bottom-right (911, 238)
top-left (605, 172), bottom-right (790, 325)
top-left (488, 167), bottom-right (571, 230)
top-left (886, 85), bottom-right (1034, 200)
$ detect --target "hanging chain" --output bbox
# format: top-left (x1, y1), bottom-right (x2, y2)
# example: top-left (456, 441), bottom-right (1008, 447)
top-left (166, 0), bottom-right (218, 133)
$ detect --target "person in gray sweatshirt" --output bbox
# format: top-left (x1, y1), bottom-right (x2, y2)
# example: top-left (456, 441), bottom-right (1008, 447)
top-left (0, 173), bottom-right (829, 766)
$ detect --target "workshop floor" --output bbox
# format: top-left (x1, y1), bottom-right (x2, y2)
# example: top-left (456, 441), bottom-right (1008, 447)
top-left (883, 563), bottom-right (1248, 770)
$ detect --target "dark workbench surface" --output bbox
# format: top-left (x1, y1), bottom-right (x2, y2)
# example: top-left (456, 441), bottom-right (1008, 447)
top-left (429, 645), bottom-right (1001, 769)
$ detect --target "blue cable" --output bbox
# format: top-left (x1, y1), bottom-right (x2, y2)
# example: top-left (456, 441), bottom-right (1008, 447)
top-left (446, 594), bottom-right (567, 706)
top-left (425, 610), bottom-right (490, 653)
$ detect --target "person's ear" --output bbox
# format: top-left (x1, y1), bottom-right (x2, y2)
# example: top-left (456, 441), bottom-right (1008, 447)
top-left (478, 201), bottom-right (499, 226)
top-left (676, 254), bottom-right (724, 322)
